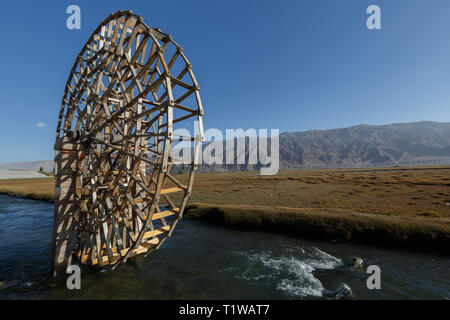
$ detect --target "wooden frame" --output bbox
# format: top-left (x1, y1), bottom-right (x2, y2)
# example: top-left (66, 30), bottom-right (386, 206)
top-left (51, 10), bottom-right (205, 278)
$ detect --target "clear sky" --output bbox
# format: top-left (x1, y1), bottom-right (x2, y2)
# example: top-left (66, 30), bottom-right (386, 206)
top-left (1, 0), bottom-right (450, 163)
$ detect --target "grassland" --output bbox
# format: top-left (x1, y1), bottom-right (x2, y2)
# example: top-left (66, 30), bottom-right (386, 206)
top-left (1, 166), bottom-right (449, 252)
top-left (0, 177), bottom-right (54, 202)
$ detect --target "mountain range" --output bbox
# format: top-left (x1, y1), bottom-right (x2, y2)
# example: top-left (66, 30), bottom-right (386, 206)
top-left (278, 121), bottom-right (450, 169)
top-left (1, 121), bottom-right (449, 172)
top-left (197, 121), bottom-right (450, 171)
top-left (0, 160), bottom-right (54, 172)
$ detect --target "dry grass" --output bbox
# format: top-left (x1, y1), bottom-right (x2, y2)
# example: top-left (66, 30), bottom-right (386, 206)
top-left (0, 178), bottom-right (54, 202)
top-left (184, 203), bottom-right (450, 252)
top-left (185, 166), bottom-right (450, 219)
top-left (1, 166), bottom-right (449, 251)
top-left (1, 166), bottom-right (449, 218)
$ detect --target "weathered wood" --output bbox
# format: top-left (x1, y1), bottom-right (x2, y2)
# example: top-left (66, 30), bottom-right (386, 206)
top-left (52, 10), bottom-right (205, 276)
top-left (51, 139), bottom-right (81, 278)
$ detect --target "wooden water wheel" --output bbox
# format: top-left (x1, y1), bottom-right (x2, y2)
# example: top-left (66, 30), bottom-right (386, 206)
top-left (51, 10), bottom-right (205, 278)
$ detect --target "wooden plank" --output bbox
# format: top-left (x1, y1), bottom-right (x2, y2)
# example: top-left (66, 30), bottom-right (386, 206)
top-left (142, 225), bottom-right (170, 240)
top-left (77, 236), bottom-right (160, 265)
top-left (159, 186), bottom-right (184, 194)
top-left (151, 209), bottom-right (179, 220)
top-left (133, 187), bottom-right (185, 197)
top-left (140, 208), bottom-right (180, 220)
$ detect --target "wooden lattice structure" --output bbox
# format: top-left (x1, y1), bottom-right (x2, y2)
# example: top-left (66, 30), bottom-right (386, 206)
top-left (51, 10), bottom-right (205, 278)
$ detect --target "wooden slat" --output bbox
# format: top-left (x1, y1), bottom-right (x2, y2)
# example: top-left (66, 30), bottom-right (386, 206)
top-left (142, 225), bottom-right (170, 240)
top-left (78, 237), bottom-right (160, 266)
top-left (139, 208), bottom-right (180, 220)
top-left (151, 208), bottom-right (179, 220)
top-left (157, 186), bottom-right (184, 194)
top-left (133, 187), bottom-right (185, 200)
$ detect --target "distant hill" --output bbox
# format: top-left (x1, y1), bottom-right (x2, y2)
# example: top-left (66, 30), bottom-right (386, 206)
top-left (0, 170), bottom-right (48, 180)
top-left (197, 121), bottom-right (450, 171)
top-left (0, 160), bottom-right (53, 172)
top-left (278, 121), bottom-right (450, 169)
top-left (2, 121), bottom-right (450, 172)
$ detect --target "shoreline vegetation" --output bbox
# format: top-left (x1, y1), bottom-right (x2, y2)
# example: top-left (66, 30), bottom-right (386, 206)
top-left (184, 204), bottom-right (449, 253)
top-left (0, 166), bottom-right (449, 254)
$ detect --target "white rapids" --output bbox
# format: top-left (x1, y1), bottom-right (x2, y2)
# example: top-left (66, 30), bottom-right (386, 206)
top-left (227, 247), bottom-right (342, 298)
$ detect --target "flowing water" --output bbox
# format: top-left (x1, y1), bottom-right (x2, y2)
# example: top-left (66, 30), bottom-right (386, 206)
top-left (0, 194), bottom-right (448, 300)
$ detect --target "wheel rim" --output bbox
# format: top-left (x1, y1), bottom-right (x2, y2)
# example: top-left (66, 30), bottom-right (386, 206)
top-left (54, 10), bottom-right (205, 268)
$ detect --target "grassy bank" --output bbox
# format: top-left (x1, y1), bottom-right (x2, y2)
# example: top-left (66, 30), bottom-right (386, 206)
top-left (185, 166), bottom-right (450, 219)
top-left (184, 204), bottom-right (450, 253)
top-left (0, 166), bottom-right (449, 252)
top-left (0, 178), bottom-right (54, 202)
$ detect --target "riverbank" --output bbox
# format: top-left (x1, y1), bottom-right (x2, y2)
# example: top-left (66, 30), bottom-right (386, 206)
top-left (0, 166), bottom-right (449, 253)
top-left (0, 178), bottom-right (54, 202)
top-left (184, 204), bottom-right (450, 254)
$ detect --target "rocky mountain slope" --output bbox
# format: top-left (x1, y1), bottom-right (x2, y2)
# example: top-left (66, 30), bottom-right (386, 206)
top-left (2, 121), bottom-right (449, 172)
top-left (278, 121), bottom-right (450, 169)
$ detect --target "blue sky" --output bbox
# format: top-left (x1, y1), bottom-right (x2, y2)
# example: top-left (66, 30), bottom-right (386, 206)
top-left (1, 0), bottom-right (450, 163)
